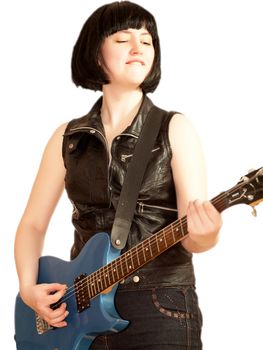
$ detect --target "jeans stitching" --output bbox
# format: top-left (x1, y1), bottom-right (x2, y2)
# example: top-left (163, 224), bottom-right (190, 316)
top-left (151, 288), bottom-right (195, 320)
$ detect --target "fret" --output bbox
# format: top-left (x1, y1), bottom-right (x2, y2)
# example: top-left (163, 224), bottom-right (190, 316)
top-left (98, 268), bottom-right (105, 291)
top-left (97, 276), bottom-right (102, 292)
top-left (171, 224), bottom-right (176, 243)
top-left (145, 243), bottom-right (152, 259)
top-left (179, 218), bottom-right (187, 238)
top-left (152, 239), bottom-right (158, 256)
top-left (125, 257), bottom-right (132, 273)
top-left (111, 259), bottom-right (116, 282)
top-left (123, 253), bottom-right (129, 275)
top-left (90, 278), bottom-right (96, 297)
top-left (126, 252), bottom-right (134, 272)
top-left (135, 245), bottom-right (141, 266)
top-left (95, 274), bottom-right (100, 293)
top-left (142, 243), bottom-right (147, 262)
top-left (101, 269), bottom-right (106, 290)
top-left (157, 233), bottom-right (166, 252)
top-left (109, 260), bottom-right (115, 285)
top-left (174, 224), bottom-right (181, 239)
top-left (114, 259), bottom-right (120, 281)
top-left (155, 234), bottom-right (160, 253)
top-left (105, 265), bottom-right (111, 287)
top-left (102, 267), bottom-right (107, 288)
top-left (147, 241), bottom-right (152, 258)
top-left (85, 278), bottom-right (90, 299)
top-left (163, 230), bottom-right (168, 248)
top-left (86, 276), bottom-right (92, 297)
top-left (118, 256), bottom-right (124, 278)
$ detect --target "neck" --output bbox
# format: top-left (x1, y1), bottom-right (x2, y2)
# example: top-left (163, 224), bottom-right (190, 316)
top-left (101, 86), bottom-right (144, 128)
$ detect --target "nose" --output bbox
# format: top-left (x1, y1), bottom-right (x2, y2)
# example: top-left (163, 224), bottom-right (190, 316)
top-left (130, 39), bottom-right (143, 55)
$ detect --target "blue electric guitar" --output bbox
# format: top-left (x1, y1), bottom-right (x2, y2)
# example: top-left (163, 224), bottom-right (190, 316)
top-left (14, 167), bottom-right (263, 349)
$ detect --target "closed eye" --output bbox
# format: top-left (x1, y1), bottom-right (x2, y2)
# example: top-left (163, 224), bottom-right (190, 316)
top-left (142, 41), bottom-right (152, 46)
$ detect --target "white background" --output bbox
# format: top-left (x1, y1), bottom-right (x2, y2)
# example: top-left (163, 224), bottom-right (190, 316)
top-left (1, 0), bottom-right (263, 348)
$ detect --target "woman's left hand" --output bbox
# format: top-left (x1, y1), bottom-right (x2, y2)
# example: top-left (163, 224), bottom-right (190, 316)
top-left (186, 200), bottom-right (222, 252)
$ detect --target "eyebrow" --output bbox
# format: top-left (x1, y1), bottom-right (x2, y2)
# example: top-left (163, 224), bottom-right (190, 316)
top-left (118, 30), bottom-right (151, 36)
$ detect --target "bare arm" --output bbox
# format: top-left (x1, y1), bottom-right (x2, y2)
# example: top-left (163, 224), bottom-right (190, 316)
top-left (14, 122), bottom-right (69, 327)
top-left (169, 114), bottom-right (222, 253)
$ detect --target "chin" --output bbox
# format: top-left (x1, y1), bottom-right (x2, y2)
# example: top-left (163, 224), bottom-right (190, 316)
top-left (127, 75), bottom-right (146, 86)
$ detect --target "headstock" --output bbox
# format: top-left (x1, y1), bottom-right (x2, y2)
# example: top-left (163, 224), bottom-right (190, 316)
top-left (212, 167), bottom-right (263, 214)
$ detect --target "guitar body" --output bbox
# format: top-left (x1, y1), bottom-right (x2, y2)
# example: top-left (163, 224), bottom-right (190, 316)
top-left (14, 232), bottom-right (129, 350)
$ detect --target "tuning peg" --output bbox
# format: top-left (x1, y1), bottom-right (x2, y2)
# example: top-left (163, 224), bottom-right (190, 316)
top-left (251, 206), bottom-right (257, 217)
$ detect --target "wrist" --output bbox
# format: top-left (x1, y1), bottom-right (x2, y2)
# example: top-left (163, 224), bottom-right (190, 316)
top-left (182, 234), bottom-right (219, 253)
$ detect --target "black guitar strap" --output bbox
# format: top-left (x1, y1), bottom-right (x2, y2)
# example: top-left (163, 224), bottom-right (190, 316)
top-left (111, 105), bottom-right (167, 250)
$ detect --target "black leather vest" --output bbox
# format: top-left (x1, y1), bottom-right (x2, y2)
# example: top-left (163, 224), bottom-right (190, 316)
top-left (62, 95), bottom-right (195, 289)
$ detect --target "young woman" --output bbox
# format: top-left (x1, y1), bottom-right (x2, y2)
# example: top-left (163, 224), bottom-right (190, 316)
top-left (14, 1), bottom-right (222, 349)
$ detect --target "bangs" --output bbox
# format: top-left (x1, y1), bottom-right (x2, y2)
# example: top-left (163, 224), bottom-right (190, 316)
top-left (100, 1), bottom-right (158, 40)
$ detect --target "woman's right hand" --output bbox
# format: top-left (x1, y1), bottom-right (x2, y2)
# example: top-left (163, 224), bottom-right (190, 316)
top-left (20, 283), bottom-right (69, 328)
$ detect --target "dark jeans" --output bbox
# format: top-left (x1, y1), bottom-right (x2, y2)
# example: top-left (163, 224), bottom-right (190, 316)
top-left (91, 286), bottom-right (203, 350)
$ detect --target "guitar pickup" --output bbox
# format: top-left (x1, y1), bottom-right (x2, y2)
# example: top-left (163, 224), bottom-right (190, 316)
top-left (74, 273), bottom-right (90, 313)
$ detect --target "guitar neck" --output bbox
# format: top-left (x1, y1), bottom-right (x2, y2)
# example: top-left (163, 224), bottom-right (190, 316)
top-left (85, 192), bottom-right (228, 299)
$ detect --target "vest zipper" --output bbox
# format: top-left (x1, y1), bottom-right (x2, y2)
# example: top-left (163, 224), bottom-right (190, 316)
top-left (119, 132), bottom-right (139, 138)
top-left (121, 147), bottom-right (160, 163)
top-left (68, 126), bottom-right (107, 145)
top-left (121, 154), bottom-right (133, 162)
top-left (138, 201), bottom-right (178, 214)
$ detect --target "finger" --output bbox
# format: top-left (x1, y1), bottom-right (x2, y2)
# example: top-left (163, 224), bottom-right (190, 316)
top-left (45, 283), bottom-right (67, 294)
top-left (48, 310), bottom-right (69, 327)
top-left (48, 287), bottom-right (67, 304)
top-left (52, 320), bottom-right (68, 328)
top-left (49, 302), bottom-right (67, 318)
top-left (42, 304), bottom-right (69, 326)
top-left (192, 200), bottom-right (218, 225)
top-left (187, 200), bottom-right (204, 229)
top-left (203, 201), bottom-right (222, 225)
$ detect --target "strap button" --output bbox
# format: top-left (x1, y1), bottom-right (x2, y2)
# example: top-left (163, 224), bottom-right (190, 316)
top-left (133, 276), bottom-right (140, 283)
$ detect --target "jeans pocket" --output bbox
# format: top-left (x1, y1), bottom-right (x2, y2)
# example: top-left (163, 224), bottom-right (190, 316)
top-left (151, 286), bottom-right (195, 320)
top-left (152, 286), bottom-right (203, 331)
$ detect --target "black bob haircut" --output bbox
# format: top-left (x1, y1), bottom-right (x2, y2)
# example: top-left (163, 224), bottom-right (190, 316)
top-left (71, 1), bottom-right (161, 93)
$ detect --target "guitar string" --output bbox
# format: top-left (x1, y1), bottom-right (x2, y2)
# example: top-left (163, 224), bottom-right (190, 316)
top-left (53, 183), bottom-right (258, 308)
top-left (52, 179), bottom-right (261, 308)
top-left (52, 213), bottom-right (189, 307)
top-left (53, 217), bottom-right (189, 307)
top-left (52, 185), bottom-right (250, 308)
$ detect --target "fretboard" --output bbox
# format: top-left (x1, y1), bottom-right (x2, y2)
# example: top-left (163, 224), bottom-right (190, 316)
top-left (82, 192), bottom-right (227, 299)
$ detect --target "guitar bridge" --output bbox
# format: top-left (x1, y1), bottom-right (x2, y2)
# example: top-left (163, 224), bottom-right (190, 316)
top-left (35, 313), bottom-right (53, 335)
top-left (74, 273), bottom-right (90, 313)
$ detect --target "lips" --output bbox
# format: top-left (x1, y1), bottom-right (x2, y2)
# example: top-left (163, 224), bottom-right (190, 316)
top-left (126, 59), bottom-right (145, 65)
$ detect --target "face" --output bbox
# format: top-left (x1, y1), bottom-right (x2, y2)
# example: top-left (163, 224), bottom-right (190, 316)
top-left (100, 28), bottom-right (155, 90)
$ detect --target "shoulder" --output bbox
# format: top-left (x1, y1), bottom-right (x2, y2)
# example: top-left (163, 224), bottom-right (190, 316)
top-left (169, 112), bottom-right (197, 135)
top-left (168, 113), bottom-right (202, 152)
top-left (43, 122), bottom-right (69, 154)
top-left (49, 122), bottom-right (69, 142)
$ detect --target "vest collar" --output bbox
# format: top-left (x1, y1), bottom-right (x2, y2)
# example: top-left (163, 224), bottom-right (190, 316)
top-left (67, 94), bottom-right (155, 138)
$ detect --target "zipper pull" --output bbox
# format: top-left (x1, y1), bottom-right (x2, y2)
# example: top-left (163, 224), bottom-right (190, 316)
top-left (138, 202), bottom-right (144, 213)
top-left (121, 154), bottom-right (133, 162)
